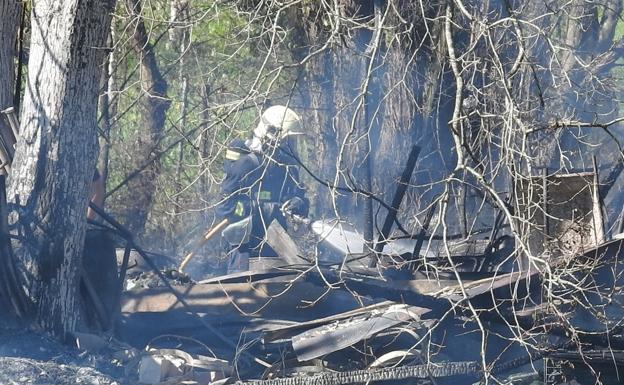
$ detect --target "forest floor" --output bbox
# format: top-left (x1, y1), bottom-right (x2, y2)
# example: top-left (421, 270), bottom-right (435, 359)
top-left (0, 318), bottom-right (132, 385)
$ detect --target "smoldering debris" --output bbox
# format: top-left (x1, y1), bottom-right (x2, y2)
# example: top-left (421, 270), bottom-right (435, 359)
top-left (111, 235), bottom-right (624, 385)
top-left (73, 168), bottom-right (624, 385)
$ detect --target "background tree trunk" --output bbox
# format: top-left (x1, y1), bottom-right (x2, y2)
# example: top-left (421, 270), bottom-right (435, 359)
top-left (119, 0), bottom-right (170, 237)
top-left (0, 0), bottom-right (26, 317)
top-left (0, 1), bottom-right (22, 173)
top-left (97, 28), bottom-right (119, 197)
top-left (7, 0), bottom-right (115, 337)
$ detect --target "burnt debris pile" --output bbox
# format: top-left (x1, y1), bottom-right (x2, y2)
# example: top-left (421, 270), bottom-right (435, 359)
top-left (94, 166), bottom-right (624, 385)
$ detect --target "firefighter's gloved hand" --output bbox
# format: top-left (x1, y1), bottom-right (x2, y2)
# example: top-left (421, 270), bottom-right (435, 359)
top-left (281, 197), bottom-right (306, 217)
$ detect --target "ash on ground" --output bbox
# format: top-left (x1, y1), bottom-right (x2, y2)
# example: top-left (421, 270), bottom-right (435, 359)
top-left (126, 268), bottom-right (194, 290)
top-left (0, 320), bottom-right (131, 385)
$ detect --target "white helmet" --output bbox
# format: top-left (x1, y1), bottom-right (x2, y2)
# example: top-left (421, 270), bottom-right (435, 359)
top-left (253, 105), bottom-right (302, 142)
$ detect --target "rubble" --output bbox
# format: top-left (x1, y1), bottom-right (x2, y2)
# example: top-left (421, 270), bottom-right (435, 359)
top-left (13, 167), bottom-right (617, 385)
top-left (138, 348), bottom-right (230, 385)
top-left (125, 269), bottom-right (193, 290)
top-left (110, 227), bottom-right (624, 384)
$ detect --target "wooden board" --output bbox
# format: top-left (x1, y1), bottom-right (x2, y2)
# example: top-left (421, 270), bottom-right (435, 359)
top-left (265, 220), bottom-right (306, 265)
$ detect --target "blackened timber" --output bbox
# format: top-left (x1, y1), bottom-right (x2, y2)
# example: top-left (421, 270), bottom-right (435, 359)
top-left (304, 267), bottom-right (539, 318)
top-left (266, 220), bottom-right (307, 265)
top-left (80, 267), bottom-right (111, 329)
top-left (112, 242), bottom-right (132, 325)
top-left (237, 361), bottom-right (480, 385)
top-left (305, 267), bottom-right (447, 311)
top-left (549, 350), bottom-right (624, 365)
top-left (198, 269), bottom-right (299, 285)
top-left (371, 145), bottom-right (420, 266)
top-left (117, 243), bottom-right (132, 291)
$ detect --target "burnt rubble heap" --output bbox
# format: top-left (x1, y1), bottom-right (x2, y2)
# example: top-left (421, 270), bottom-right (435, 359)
top-left (80, 166), bottom-right (624, 385)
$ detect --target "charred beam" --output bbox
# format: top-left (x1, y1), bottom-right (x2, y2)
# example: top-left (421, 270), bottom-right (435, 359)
top-left (370, 145), bottom-right (420, 267)
top-left (237, 360), bottom-right (480, 385)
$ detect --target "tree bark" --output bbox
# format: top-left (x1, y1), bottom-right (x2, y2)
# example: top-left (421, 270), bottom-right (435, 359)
top-left (0, 0), bottom-right (28, 319)
top-left (0, 1), bottom-right (22, 173)
top-left (0, 1), bottom-right (20, 113)
top-left (7, 0), bottom-right (115, 337)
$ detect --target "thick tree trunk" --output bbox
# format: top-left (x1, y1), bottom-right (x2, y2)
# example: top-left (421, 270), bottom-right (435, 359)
top-left (6, 0), bottom-right (115, 337)
top-left (120, 0), bottom-right (170, 237)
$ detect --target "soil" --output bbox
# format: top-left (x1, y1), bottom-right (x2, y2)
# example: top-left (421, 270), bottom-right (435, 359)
top-left (0, 320), bottom-right (133, 385)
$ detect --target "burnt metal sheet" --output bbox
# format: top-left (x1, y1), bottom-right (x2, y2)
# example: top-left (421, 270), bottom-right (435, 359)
top-left (263, 301), bottom-right (398, 343)
top-left (291, 304), bottom-right (429, 361)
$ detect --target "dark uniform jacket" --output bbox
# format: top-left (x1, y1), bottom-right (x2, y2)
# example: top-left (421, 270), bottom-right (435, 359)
top-left (217, 139), bottom-right (308, 257)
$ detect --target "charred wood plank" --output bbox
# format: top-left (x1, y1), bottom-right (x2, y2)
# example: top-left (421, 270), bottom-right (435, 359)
top-left (237, 361), bottom-right (480, 385)
top-left (304, 268), bottom-right (447, 311)
top-left (198, 269), bottom-right (298, 285)
top-left (266, 220), bottom-right (307, 265)
top-left (370, 145), bottom-right (420, 267)
top-left (549, 349), bottom-right (624, 365)
top-left (80, 267), bottom-right (111, 330)
top-left (305, 267), bottom-right (536, 315)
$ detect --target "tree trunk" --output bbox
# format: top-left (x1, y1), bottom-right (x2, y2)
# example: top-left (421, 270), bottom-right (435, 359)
top-left (97, 27), bottom-right (119, 192)
top-left (198, 82), bottom-right (214, 225)
top-left (120, 0), bottom-right (170, 237)
top-left (0, 1), bottom-right (22, 173)
top-left (0, 0), bottom-right (28, 319)
top-left (0, 1), bottom-right (20, 113)
top-left (6, 0), bottom-right (115, 337)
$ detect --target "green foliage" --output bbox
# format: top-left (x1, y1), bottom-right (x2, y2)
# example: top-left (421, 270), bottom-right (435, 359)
top-left (102, 0), bottom-right (300, 258)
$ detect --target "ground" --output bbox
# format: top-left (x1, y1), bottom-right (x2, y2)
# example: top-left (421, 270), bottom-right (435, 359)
top-left (0, 319), bottom-right (131, 385)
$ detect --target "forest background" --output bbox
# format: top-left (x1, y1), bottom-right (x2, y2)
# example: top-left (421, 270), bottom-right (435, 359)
top-left (2, 0), bottom-right (624, 337)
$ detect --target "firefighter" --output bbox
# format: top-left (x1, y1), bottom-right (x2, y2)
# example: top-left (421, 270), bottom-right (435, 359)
top-left (217, 105), bottom-right (309, 273)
